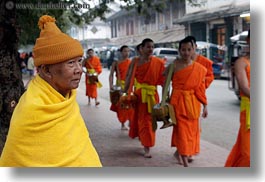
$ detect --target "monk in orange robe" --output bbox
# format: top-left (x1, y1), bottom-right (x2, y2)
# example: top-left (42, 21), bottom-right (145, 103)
top-left (184, 36), bottom-right (214, 162)
top-left (225, 30), bottom-right (250, 167)
top-left (167, 38), bottom-right (208, 167)
top-left (125, 39), bottom-right (165, 158)
top-left (185, 36), bottom-right (214, 89)
top-left (109, 45), bottom-right (134, 130)
top-left (82, 49), bottom-right (102, 106)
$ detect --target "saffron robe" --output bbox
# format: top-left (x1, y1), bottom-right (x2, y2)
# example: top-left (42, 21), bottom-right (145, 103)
top-left (0, 75), bottom-right (102, 167)
top-left (170, 62), bottom-right (207, 156)
top-left (84, 56), bottom-right (102, 98)
top-left (110, 59), bottom-right (134, 123)
top-left (225, 57), bottom-right (250, 167)
top-left (195, 55), bottom-right (214, 89)
top-left (129, 56), bottom-right (165, 147)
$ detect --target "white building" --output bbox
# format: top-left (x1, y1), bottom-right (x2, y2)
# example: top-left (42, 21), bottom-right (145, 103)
top-left (68, 2), bottom-right (121, 51)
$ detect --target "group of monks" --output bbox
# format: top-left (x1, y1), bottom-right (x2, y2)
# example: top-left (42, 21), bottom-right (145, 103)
top-left (82, 34), bottom-right (250, 167)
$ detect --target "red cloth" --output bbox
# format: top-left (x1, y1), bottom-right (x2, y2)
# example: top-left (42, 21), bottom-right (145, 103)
top-left (110, 59), bottom-right (134, 123)
top-left (170, 62), bottom-right (207, 156)
top-left (84, 56), bottom-right (102, 98)
top-left (195, 55), bottom-right (214, 89)
top-left (225, 57), bottom-right (250, 167)
top-left (129, 56), bottom-right (165, 147)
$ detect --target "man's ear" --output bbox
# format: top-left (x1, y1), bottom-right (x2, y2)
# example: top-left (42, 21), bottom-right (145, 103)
top-left (39, 64), bottom-right (52, 79)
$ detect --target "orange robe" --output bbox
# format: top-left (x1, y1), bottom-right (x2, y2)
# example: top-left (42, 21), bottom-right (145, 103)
top-left (225, 57), bottom-right (250, 167)
top-left (195, 55), bottom-right (214, 89)
top-left (110, 59), bottom-right (134, 123)
top-left (170, 62), bottom-right (207, 156)
top-left (84, 56), bottom-right (102, 98)
top-left (129, 56), bottom-right (165, 147)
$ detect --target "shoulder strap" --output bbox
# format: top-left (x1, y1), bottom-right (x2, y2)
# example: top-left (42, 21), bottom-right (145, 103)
top-left (86, 58), bottom-right (94, 70)
top-left (161, 63), bottom-right (174, 106)
top-left (115, 61), bottom-right (121, 84)
top-left (128, 58), bottom-right (139, 94)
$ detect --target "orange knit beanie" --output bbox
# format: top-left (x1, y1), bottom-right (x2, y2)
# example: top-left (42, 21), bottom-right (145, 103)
top-left (33, 15), bottom-right (84, 66)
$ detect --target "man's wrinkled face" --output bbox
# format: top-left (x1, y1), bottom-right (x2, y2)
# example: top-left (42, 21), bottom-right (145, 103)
top-left (48, 56), bottom-right (83, 96)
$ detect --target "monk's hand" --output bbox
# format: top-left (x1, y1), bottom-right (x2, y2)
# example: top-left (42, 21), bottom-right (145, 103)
top-left (202, 105), bottom-right (208, 118)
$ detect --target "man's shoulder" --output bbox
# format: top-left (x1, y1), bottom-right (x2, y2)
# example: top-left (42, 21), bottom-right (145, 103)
top-left (151, 56), bottom-right (165, 64)
top-left (194, 62), bottom-right (207, 73)
top-left (196, 55), bottom-right (213, 63)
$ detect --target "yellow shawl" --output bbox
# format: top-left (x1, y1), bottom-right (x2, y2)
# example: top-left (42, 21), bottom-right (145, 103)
top-left (0, 75), bottom-right (102, 167)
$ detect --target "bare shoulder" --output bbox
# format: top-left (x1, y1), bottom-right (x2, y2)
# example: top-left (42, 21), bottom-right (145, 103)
top-left (234, 57), bottom-right (249, 73)
top-left (235, 56), bottom-right (248, 66)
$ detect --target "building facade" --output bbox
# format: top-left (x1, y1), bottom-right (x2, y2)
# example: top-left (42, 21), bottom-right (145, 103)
top-left (108, 0), bottom-right (186, 48)
top-left (107, 0), bottom-right (250, 61)
top-left (174, 0), bottom-right (250, 60)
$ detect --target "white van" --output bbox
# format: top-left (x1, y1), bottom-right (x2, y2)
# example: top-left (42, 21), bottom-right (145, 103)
top-left (153, 48), bottom-right (179, 67)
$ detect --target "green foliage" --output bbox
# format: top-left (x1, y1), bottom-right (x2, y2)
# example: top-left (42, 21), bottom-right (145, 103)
top-left (17, 0), bottom-right (200, 46)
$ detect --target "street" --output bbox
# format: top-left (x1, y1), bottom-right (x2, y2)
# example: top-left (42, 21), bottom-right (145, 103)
top-left (74, 68), bottom-right (240, 167)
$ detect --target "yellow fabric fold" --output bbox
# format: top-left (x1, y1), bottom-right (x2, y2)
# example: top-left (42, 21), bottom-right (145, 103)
top-left (240, 96), bottom-right (250, 130)
top-left (171, 89), bottom-right (200, 120)
top-left (116, 79), bottom-right (125, 90)
top-left (135, 79), bottom-right (156, 113)
top-left (0, 75), bottom-right (102, 167)
top-left (87, 69), bottom-right (103, 88)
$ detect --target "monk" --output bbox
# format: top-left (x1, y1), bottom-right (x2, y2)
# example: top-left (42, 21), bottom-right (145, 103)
top-left (109, 45), bottom-right (134, 130)
top-left (225, 30), bottom-right (250, 167)
top-left (82, 49), bottom-right (102, 106)
top-left (184, 36), bottom-right (214, 162)
top-left (0, 15), bottom-right (102, 167)
top-left (125, 38), bottom-right (165, 158)
top-left (166, 38), bottom-right (208, 167)
top-left (185, 36), bottom-right (214, 89)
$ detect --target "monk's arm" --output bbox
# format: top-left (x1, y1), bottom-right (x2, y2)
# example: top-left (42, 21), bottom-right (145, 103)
top-left (234, 58), bottom-right (250, 98)
top-left (161, 64), bottom-right (170, 95)
top-left (205, 62), bottom-right (214, 88)
top-left (109, 61), bottom-right (116, 90)
top-left (124, 59), bottom-right (135, 93)
top-left (95, 57), bottom-right (102, 74)
top-left (195, 74), bottom-right (208, 118)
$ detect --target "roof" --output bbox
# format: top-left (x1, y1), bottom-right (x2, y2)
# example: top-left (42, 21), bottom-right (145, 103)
top-left (174, 5), bottom-right (250, 24)
top-left (110, 27), bottom-right (186, 46)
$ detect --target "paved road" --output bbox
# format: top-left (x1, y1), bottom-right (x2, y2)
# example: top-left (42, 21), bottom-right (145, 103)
top-left (75, 69), bottom-right (230, 167)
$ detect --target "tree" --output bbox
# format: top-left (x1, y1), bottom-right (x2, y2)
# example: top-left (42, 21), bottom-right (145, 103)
top-left (0, 0), bottom-right (25, 154)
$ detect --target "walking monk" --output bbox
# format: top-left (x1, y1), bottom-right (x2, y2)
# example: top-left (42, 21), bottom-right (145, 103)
top-left (167, 38), bottom-right (208, 167)
top-left (125, 38), bottom-right (165, 158)
top-left (184, 36), bottom-right (214, 162)
top-left (185, 36), bottom-right (214, 89)
top-left (83, 49), bottom-right (102, 106)
top-left (225, 30), bottom-right (250, 167)
top-left (109, 45), bottom-right (133, 130)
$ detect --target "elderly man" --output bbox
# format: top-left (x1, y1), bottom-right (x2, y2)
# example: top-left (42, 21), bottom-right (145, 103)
top-left (0, 15), bottom-right (102, 167)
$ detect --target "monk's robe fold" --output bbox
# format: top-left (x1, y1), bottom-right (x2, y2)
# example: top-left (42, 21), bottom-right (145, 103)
top-left (85, 56), bottom-right (102, 98)
top-left (129, 56), bottom-right (165, 147)
top-left (110, 59), bottom-right (134, 123)
top-left (225, 57), bottom-right (250, 167)
top-left (0, 75), bottom-right (102, 167)
top-left (195, 55), bottom-right (214, 89)
top-left (170, 62), bottom-right (207, 156)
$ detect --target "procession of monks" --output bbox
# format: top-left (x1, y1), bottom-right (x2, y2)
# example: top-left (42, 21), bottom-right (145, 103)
top-left (83, 33), bottom-right (250, 167)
